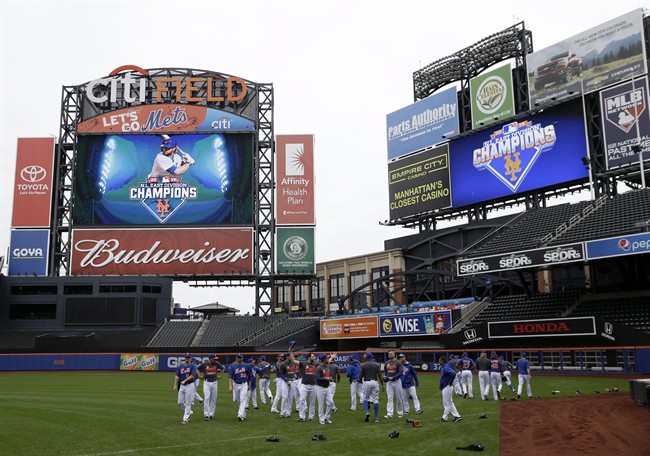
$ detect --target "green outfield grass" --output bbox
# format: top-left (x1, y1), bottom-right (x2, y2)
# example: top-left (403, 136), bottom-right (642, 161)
top-left (0, 371), bottom-right (634, 456)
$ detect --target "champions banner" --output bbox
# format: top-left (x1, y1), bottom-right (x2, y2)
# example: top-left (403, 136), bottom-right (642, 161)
top-left (600, 76), bottom-right (650, 170)
top-left (275, 135), bottom-right (315, 225)
top-left (70, 227), bottom-right (253, 276)
top-left (73, 133), bottom-right (254, 226)
top-left (450, 99), bottom-right (588, 208)
top-left (386, 86), bottom-right (459, 161)
top-left (388, 144), bottom-right (451, 220)
top-left (12, 137), bottom-right (56, 228)
top-left (470, 63), bottom-right (515, 130)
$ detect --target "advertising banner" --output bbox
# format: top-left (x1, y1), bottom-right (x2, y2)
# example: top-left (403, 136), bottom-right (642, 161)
top-left (73, 134), bottom-right (253, 225)
top-left (457, 242), bottom-right (586, 276)
top-left (276, 135), bottom-right (315, 225)
top-left (586, 232), bottom-right (650, 260)
top-left (70, 227), bottom-right (253, 276)
top-left (120, 353), bottom-right (159, 371)
top-left (527, 9), bottom-right (647, 107)
top-left (387, 144), bottom-right (451, 220)
top-left (470, 63), bottom-right (515, 129)
top-left (320, 316), bottom-right (378, 339)
top-left (276, 227), bottom-right (315, 274)
top-left (488, 317), bottom-right (596, 338)
top-left (8, 229), bottom-right (50, 276)
top-left (379, 311), bottom-right (451, 337)
top-left (11, 137), bottom-right (56, 228)
top-left (77, 105), bottom-right (255, 134)
top-left (386, 86), bottom-right (459, 161)
top-left (600, 76), bottom-right (650, 169)
top-left (450, 99), bottom-right (588, 208)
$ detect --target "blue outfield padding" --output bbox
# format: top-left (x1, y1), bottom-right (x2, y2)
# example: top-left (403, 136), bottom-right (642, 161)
top-left (0, 354), bottom-right (120, 371)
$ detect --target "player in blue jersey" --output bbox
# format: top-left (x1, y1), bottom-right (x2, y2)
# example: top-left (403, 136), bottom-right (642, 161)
top-left (346, 354), bottom-right (363, 411)
top-left (228, 353), bottom-right (252, 421)
top-left (488, 351), bottom-right (503, 400)
top-left (457, 352), bottom-right (475, 399)
top-left (246, 358), bottom-right (258, 410)
top-left (148, 137), bottom-right (194, 180)
top-left (398, 353), bottom-right (422, 414)
top-left (439, 356), bottom-right (462, 422)
top-left (516, 352), bottom-right (533, 399)
top-left (173, 353), bottom-right (198, 424)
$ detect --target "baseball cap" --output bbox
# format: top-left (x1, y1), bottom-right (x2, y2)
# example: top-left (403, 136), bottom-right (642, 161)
top-left (285, 352), bottom-right (291, 357)
top-left (462, 352), bottom-right (468, 357)
top-left (521, 352), bottom-right (527, 357)
top-left (278, 352), bottom-right (284, 357)
top-left (365, 352), bottom-right (373, 359)
top-left (184, 352), bottom-right (192, 358)
top-left (349, 354), bottom-right (356, 361)
top-left (318, 354), bottom-right (328, 361)
top-left (247, 358), bottom-right (255, 363)
top-left (192, 357), bottom-right (200, 363)
top-left (209, 353), bottom-right (217, 359)
top-left (490, 351), bottom-right (497, 356)
top-left (236, 353), bottom-right (243, 358)
top-left (397, 353), bottom-right (405, 358)
top-left (260, 355), bottom-right (266, 360)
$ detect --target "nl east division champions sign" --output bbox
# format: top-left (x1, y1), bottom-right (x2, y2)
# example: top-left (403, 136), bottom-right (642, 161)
top-left (70, 228), bottom-right (253, 276)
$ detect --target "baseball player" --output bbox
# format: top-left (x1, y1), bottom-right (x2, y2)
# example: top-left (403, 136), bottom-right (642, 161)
top-left (256, 355), bottom-right (273, 405)
top-left (360, 352), bottom-right (385, 423)
top-left (451, 354), bottom-right (464, 396)
top-left (314, 354), bottom-right (335, 424)
top-left (148, 137), bottom-right (194, 179)
top-left (327, 354), bottom-right (341, 412)
top-left (499, 356), bottom-right (516, 393)
top-left (516, 352), bottom-right (533, 399)
top-left (383, 350), bottom-right (405, 418)
top-left (439, 356), bottom-right (462, 422)
top-left (476, 351), bottom-right (491, 400)
top-left (173, 353), bottom-right (198, 425)
top-left (228, 353), bottom-right (252, 421)
top-left (346, 354), bottom-right (363, 410)
top-left (457, 352), bottom-right (475, 399)
top-left (488, 352), bottom-right (503, 400)
top-left (191, 357), bottom-right (204, 405)
top-left (279, 352), bottom-right (300, 418)
top-left (297, 353), bottom-right (318, 421)
top-left (196, 353), bottom-right (224, 421)
top-left (270, 352), bottom-right (285, 413)
top-left (246, 358), bottom-right (258, 410)
top-left (398, 353), bottom-right (422, 414)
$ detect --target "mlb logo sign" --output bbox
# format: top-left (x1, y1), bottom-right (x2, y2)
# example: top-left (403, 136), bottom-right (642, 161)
top-left (604, 85), bottom-right (646, 133)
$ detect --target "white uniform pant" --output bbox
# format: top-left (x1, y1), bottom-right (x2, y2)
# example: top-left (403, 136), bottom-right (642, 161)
top-left (401, 385), bottom-right (421, 413)
top-left (385, 380), bottom-right (404, 416)
top-left (517, 374), bottom-right (532, 397)
top-left (503, 371), bottom-right (513, 388)
top-left (461, 370), bottom-right (473, 397)
top-left (453, 374), bottom-right (463, 395)
top-left (478, 371), bottom-right (490, 399)
top-left (328, 381), bottom-right (337, 409)
top-left (441, 385), bottom-right (460, 420)
top-left (271, 378), bottom-right (283, 411)
top-left (281, 380), bottom-right (299, 417)
top-left (177, 382), bottom-right (196, 421)
top-left (247, 384), bottom-right (258, 408)
top-left (299, 383), bottom-right (316, 420)
top-left (259, 378), bottom-right (273, 404)
top-left (350, 380), bottom-right (362, 410)
top-left (203, 380), bottom-right (218, 417)
top-left (489, 372), bottom-right (502, 400)
top-left (362, 380), bottom-right (379, 404)
top-left (194, 380), bottom-right (203, 402)
top-left (233, 382), bottom-right (248, 419)
top-left (316, 385), bottom-right (334, 423)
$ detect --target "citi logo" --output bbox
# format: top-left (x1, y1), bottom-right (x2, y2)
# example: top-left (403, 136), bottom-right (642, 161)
top-left (464, 329), bottom-right (477, 340)
top-left (20, 165), bottom-right (47, 183)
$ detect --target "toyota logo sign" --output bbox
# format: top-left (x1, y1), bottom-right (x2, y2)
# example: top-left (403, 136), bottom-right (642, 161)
top-left (20, 165), bottom-right (47, 183)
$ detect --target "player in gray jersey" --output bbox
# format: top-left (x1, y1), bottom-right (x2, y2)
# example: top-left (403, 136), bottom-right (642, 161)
top-left (279, 352), bottom-right (300, 418)
top-left (297, 354), bottom-right (318, 421)
top-left (383, 350), bottom-right (405, 418)
top-left (360, 352), bottom-right (384, 423)
top-left (256, 355), bottom-right (273, 405)
top-left (475, 351), bottom-right (491, 400)
top-left (327, 357), bottom-right (341, 412)
top-left (270, 352), bottom-right (285, 413)
top-left (499, 356), bottom-right (516, 393)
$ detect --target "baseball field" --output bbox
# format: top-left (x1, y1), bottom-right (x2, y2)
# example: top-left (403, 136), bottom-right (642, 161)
top-left (0, 371), bottom-right (645, 455)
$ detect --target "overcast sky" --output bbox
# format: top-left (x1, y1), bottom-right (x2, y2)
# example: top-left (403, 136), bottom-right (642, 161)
top-left (1, 0), bottom-right (647, 314)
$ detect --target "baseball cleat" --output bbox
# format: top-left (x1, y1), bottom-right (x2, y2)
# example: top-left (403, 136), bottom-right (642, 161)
top-left (297, 417), bottom-right (305, 422)
top-left (441, 418), bottom-right (448, 422)
top-left (384, 415), bottom-right (393, 419)
top-left (454, 416), bottom-right (462, 422)
top-left (365, 413), bottom-right (370, 422)
top-left (374, 419), bottom-right (379, 423)
top-left (181, 419), bottom-right (188, 425)
top-left (416, 409), bottom-right (423, 414)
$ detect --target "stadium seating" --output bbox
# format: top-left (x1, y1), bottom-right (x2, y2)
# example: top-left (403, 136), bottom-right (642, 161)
top-left (245, 316), bottom-right (320, 346)
top-left (466, 290), bottom-right (583, 325)
top-left (569, 294), bottom-right (650, 332)
top-left (146, 320), bottom-right (202, 348)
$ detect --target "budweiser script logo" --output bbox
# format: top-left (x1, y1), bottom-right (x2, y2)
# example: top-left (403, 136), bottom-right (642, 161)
top-left (74, 239), bottom-right (250, 267)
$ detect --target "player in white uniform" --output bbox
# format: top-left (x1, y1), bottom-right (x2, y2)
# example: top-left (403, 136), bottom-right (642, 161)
top-left (148, 137), bottom-right (194, 180)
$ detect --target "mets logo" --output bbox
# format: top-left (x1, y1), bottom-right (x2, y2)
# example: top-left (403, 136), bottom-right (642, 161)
top-left (618, 238), bottom-right (631, 251)
top-left (473, 120), bottom-right (556, 192)
top-left (128, 178), bottom-right (198, 224)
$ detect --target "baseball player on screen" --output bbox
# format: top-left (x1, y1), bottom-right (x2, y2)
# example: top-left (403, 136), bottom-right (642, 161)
top-left (197, 354), bottom-right (224, 420)
top-left (173, 353), bottom-right (198, 425)
top-left (148, 137), bottom-right (195, 179)
top-left (228, 353), bottom-right (252, 421)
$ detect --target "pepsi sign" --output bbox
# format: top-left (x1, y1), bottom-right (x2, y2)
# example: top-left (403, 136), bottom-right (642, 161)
top-left (586, 232), bottom-right (650, 260)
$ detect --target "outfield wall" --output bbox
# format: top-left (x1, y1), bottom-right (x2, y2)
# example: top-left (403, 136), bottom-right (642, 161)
top-left (1, 348), bottom-right (649, 374)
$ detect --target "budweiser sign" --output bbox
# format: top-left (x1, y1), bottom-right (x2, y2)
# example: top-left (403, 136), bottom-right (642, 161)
top-left (71, 228), bottom-right (253, 275)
